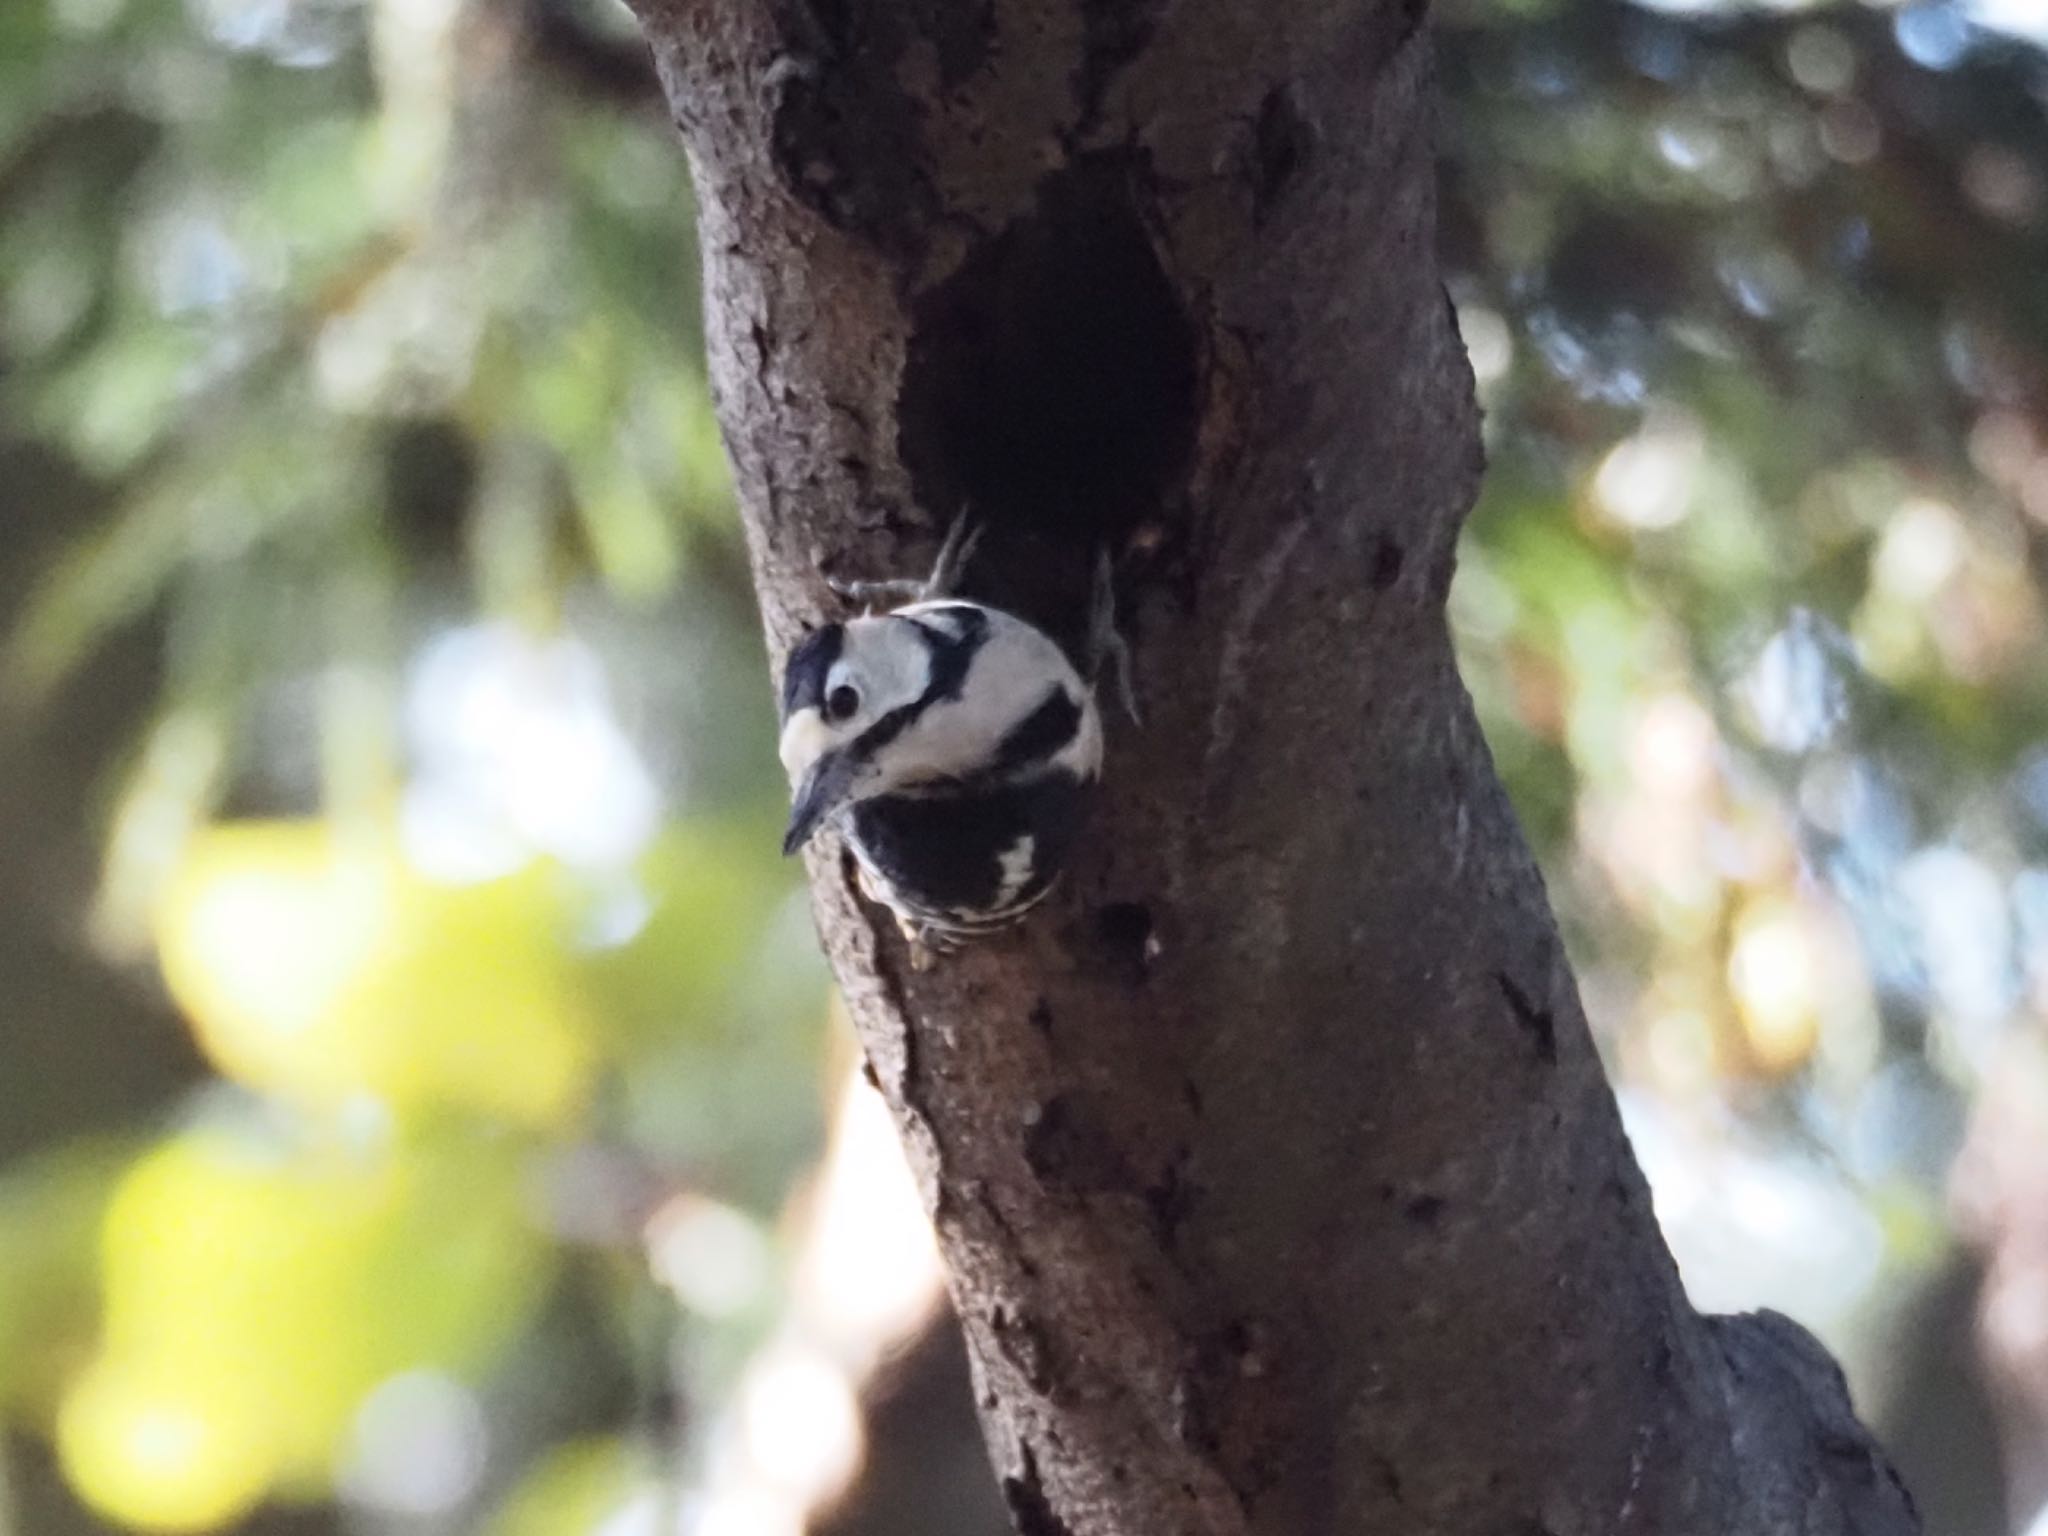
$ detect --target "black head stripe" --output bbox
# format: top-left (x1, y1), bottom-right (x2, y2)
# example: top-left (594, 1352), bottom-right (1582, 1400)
top-left (780, 624), bottom-right (844, 719)
top-left (857, 607), bottom-right (991, 757)
top-left (909, 607), bottom-right (987, 704)
top-left (993, 687), bottom-right (1082, 773)
top-left (909, 602), bottom-right (986, 627)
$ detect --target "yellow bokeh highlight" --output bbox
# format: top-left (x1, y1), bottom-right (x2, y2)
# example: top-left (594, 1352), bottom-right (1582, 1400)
top-left (58, 1358), bottom-right (274, 1533)
top-left (1728, 898), bottom-right (1822, 1074)
top-left (488, 1436), bottom-right (640, 1536)
top-left (97, 1130), bottom-right (404, 1476)
top-left (153, 819), bottom-right (592, 1129)
top-left (63, 1124), bottom-right (552, 1526)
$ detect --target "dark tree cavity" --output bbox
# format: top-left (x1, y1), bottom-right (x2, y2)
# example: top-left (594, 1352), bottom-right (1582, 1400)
top-left (898, 154), bottom-right (1201, 547)
top-left (627, 0), bottom-right (1922, 1530)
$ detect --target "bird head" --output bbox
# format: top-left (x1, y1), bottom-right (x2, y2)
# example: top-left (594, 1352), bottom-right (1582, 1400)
top-left (776, 615), bottom-right (937, 854)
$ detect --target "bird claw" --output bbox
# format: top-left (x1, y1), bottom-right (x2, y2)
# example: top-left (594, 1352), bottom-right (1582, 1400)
top-left (900, 915), bottom-right (958, 971)
top-left (1088, 548), bottom-right (1142, 726)
top-left (920, 511), bottom-right (982, 600)
top-left (1102, 627), bottom-right (1142, 727)
top-left (823, 511), bottom-right (982, 611)
top-left (826, 573), bottom-right (924, 609)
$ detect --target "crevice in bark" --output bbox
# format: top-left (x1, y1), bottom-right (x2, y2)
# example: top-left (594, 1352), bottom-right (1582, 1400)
top-left (1090, 899), bottom-right (1155, 985)
top-left (766, 48), bottom-right (933, 253)
top-left (1496, 967), bottom-right (1559, 1066)
top-left (1402, 1191), bottom-right (1448, 1226)
top-left (1002, 1443), bottom-right (1077, 1536)
top-left (761, 0), bottom-right (996, 251)
top-left (1021, 1092), bottom-right (1135, 1194)
top-left (1072, 0), bottom-right (1163, 135)
top-left (989, 1304), bottom-right (1062, 1399)
top-left (1249, 85), bottom-right (1311, 227)
top-left (1141, 1144), bottom-right (1195, 1248)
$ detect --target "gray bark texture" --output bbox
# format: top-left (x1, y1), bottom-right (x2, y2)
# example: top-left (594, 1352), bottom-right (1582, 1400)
top-left (626, 0), bottom-right (1924, 1531)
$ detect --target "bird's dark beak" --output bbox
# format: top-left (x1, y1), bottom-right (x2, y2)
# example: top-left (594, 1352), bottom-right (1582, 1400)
top-left (783, 751), bottom-right (858, 855)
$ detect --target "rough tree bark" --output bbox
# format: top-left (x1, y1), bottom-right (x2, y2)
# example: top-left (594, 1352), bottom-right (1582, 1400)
top-left (625, 1), bottom-right (1923, 1531)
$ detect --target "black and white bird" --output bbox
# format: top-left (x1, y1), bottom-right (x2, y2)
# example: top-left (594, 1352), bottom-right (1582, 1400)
top-left (777, 520), bottom-right (1131, 952)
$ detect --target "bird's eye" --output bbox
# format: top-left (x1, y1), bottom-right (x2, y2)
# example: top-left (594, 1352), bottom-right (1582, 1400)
top-left (827, 684), bottom-right (860, 721)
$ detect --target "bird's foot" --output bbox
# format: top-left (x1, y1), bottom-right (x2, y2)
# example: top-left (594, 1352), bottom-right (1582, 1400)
top-left (919, 511), bottom-right (981, 600)
top-left (824, 510), bottom-right (981, 611)
top-left (1088, 547), bottom-right (1142, 726)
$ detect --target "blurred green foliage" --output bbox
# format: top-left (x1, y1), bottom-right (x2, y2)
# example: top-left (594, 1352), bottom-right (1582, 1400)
top-left (0, 0), bottom-right (833, 1529)
top-left (0, 0), bottom-right (2045, 1531)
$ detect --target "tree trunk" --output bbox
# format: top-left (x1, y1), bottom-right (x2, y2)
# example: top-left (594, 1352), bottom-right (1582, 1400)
top-left (625, 1), bottom-right (1921, 1530)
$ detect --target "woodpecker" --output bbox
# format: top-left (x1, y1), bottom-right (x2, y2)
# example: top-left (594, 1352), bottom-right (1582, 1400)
top-left (777, 519), bottom-right (1132, 953)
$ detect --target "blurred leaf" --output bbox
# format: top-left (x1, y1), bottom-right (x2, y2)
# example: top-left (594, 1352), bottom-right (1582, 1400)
top-left (580, 813), bottom-right (801, 1050)
top-left (487, 1434), bottom-right (641, 1536)
top-left (0, 1139), bottom-right (129, 1422)
top-left (153, 818), bottom-right (598, 1130)
top-left (63, 1117), bottom-right (555, 1521)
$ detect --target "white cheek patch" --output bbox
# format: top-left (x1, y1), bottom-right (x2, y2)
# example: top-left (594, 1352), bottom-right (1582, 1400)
top-left (779, 707), bottom-right (831, 783)
top-left (865, 619), bottom-right (935, 702)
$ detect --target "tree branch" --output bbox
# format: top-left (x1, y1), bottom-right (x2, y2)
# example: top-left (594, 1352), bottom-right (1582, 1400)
top-left (626, 0), bottom-right (1922, 1529)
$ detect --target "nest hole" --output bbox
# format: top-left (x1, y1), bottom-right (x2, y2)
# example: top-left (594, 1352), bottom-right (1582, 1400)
top-left (898, 155), bottom-right (1200, 551)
